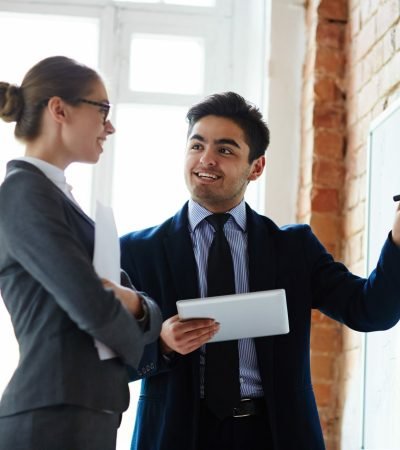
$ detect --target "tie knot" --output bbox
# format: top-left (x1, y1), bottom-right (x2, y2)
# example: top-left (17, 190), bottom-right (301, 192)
top-left (206, 213), bottom-right (230, 232)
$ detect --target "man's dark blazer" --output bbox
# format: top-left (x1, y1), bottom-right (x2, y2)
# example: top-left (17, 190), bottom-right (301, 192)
top-left (120, 202), bottom-right (400, 450)
top-left (0, 160), bottom-right (161, 418)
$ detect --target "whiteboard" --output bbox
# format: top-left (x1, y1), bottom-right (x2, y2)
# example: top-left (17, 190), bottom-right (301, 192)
top-left (363, 98), bottom-right (400, 450)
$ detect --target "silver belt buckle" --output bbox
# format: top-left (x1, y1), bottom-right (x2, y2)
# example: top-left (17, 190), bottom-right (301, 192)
top-left (232, 398), bottom-right (252, 418)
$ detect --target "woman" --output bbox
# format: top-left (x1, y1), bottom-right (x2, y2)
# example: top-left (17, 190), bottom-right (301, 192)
top-left (0, 56), bottom-right (161, 450)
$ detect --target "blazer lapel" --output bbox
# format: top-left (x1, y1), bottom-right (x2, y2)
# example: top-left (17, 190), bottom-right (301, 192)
top-left (163, 203), bottom-right (201, 407)
top-left (7, 160), bottom-right (94, 227)
top-left (163, 203), bottom-right (199, 303)
top-left (246, 205), bottom-right (278, 430)
top-left (247, 204), bottom-right (277, 293)
top-left (65, 196), bottom-right (94, 227)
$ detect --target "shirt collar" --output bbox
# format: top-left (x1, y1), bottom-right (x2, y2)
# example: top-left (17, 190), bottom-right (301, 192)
top-left (16, 156), bottom-right (68, 190)
top-left (188, 199), bottom-right (247, 232)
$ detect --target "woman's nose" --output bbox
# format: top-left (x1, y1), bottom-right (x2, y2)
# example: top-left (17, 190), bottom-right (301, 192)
top-left (105, 120), bottom-right (115, 135)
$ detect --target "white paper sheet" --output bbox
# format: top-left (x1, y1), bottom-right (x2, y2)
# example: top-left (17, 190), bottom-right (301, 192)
top-left (93, 201), bottom-right (119, 360)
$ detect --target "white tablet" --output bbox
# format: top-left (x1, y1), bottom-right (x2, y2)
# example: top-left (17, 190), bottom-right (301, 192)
top-left (176, 289), bottom-right (289, 342)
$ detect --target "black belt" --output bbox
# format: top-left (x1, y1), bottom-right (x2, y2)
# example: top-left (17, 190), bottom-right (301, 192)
top-left (201, 397), bottom-right (266, 419)
top-left (232, 398), bottom-right (266, 418)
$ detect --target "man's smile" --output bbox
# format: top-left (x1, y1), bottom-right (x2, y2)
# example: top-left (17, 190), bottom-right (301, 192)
top-left (194, 171), bottom-right (221, 181)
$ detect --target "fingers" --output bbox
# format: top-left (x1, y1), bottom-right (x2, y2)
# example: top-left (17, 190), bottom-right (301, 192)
top-left (101, 278), bottom-right (113, 287)
top-left (181, 324), bottom-right (219, 354)
top-left (392, 209), bottom-right (400, 246)
top-left (160, 314), bottom-right (219, 355)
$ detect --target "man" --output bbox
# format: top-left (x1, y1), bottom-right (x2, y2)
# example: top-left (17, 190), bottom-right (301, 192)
top-left (121, 92), bottom-right (400, 450)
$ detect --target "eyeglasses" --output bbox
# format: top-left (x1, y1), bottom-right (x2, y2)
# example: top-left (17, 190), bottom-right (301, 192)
top-left (77, 98), bottom-right (111, 124)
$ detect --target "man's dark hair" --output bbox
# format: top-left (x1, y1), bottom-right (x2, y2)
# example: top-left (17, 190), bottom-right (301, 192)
top-left (186, 91), bottom-right (270, 163)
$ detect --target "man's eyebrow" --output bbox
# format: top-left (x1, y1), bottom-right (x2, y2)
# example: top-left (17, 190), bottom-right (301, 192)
top-left (189, 134), bottom-right (241, 149)
top-left (214, 138), bottom-right (241, 149)
top-left (189, 134), bottom-right (206, 142)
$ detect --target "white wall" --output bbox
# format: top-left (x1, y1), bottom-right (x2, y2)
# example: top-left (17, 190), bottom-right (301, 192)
top-left (264, 0), bottom-right (305, 225)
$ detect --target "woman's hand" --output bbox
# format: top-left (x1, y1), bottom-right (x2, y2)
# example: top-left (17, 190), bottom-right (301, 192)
top-left (101, 278), bottom-right (144, 318)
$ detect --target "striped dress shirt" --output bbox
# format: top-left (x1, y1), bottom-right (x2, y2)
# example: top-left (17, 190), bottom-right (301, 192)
top-left (188, 199), bottom-right (264, 399)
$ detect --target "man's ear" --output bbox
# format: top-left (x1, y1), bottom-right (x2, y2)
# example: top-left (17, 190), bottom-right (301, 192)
top-left (248, 155), bottom-right (265, 181)
top-left (47, 97), bottom-right (67, 124)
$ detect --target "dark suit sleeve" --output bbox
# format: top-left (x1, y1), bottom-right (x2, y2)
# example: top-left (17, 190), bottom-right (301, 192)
top-left (120, 269), bottom-right (162, 337)
top-left (302, 225), bottom-right (400, 331)
top-left (0, 170), bottom-right (160, 368)
top-left (120, 233), bottom-right (177, 380)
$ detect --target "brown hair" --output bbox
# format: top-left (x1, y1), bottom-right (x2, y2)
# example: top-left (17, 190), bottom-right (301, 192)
top-left (0, 56), bottom-right (100, 141)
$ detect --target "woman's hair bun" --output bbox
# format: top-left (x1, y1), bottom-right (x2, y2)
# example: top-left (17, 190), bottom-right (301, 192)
top-left (0, 82), bottom-right (24, 123)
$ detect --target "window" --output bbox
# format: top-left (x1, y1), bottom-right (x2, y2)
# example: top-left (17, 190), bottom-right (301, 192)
top-left (112, 103), bottom-right (188, 233)
top-left (0, 1), bottom-right (268, 448)
top-left (0, 11), bottom-right (98, 207)
top-left (116, 0), bottom-right (216, 6)
top-left (129, 34), bottom-right (205, 95)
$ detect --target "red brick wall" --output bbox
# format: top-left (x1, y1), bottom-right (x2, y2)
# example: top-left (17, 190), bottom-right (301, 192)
top-left (299, 0), bottom-right (400, 448)
top-left (299, 1), bottom-right (347, 449)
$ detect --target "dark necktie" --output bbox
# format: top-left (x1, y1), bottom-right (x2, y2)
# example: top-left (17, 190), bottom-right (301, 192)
top-left (204, 213), bottom-right (240, 419)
